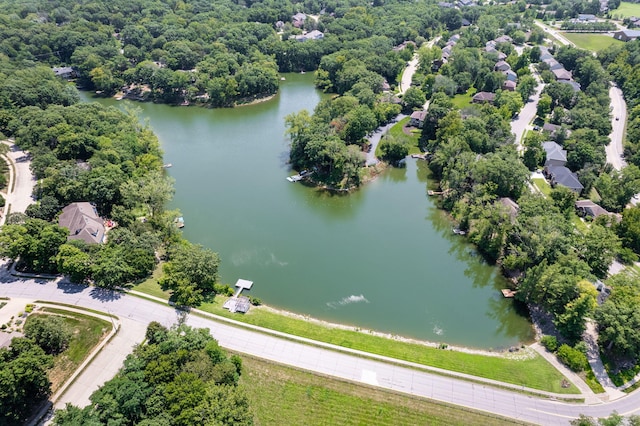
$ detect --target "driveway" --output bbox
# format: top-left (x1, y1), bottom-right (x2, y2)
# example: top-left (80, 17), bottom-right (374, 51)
top-left (2, 274), bottom-right (640, 425)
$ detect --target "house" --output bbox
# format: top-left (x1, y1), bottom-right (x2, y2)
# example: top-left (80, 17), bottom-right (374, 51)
top-left (292, 12), bottom-right (306, 28)
top-left (545, 165), bottom-right (584, 193)
top-left (577, 14), bottom-right (597, 22)
top-left (461, 18), bottom-right (471, 26)
top-left (560, 80), bottom-right (581, 92)
top-left (52, 66), bottom-right (75, 79)
top-left (58, 202), bottom-right (105, 244)
top-left (293, 30), bottom-right (324, 42)
top-left (472, 92), bottom-right (495, 104)
top-left (494, 60), bottom-right (511, 72)
top-left (457, 0), bottom-right (475, 6)
top-left (575, 199), bottom-right (610, 219)
top-left (552, 68), bottom-right (572, 81)
top-left (499, 197), bottom-right (520, 220)
top-left (542, 123), bottom-right (561, 135)
top-left (543, 141), bottom-right (567, 166)
top-left (494, 35), bottom-right (513, 44)
top-left (409, 110), bottom-right (428, 128)
top-left (543, 59), bottom-right (564, 71)
top-left (504, 69), bottom-right (517, 82)
top-left (438, 2), bottom-right (455, 7)
top-left (442, 46), bottom-right (453, 59)
top-left (613, 30), bottom-right (640, 42)
top-left (502, 80), bottom-right (516, 91)
top-left (449, 34), bottom-right (461, 42)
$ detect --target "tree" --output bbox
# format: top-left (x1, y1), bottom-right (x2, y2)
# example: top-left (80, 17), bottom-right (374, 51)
top-left (160, 243), bottom-right (221, 307)
top-left (24, 315), bottom-right (72, 355)
top-left (0, 219), bottom-right (68, 272)
top-left (576, 225), bottom-right (620, 278)
top-left (537, 93), bottom-right (552, 117)
top-left (517, 75), bottom-right (537, 102)
top-left (495, 90), bottom-right (524, 119)
top-left (378, 135), bottom-right (409, 165)
top-left (402, 87), bottom-right (426, 111)
top-left (617, 206), bottom-right (640, 254)
top-left (0, 338), bottom-right (53, 425)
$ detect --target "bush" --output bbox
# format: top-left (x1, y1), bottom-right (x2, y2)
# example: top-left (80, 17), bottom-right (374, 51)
top-left (0, 194), bottom-right (5, 207)
top-left (557, 344), bottom-right (588, 372)
top-left (249, 296), bottom-right (262, 306)
top-left (541, 335), bottom-right (558, 352)
top-left (24, 314), bottom-right (72, 354)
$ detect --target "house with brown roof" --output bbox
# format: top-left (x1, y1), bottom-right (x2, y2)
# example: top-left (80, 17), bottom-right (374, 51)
top-left (502, 80), bottom-right (516, 91)
top-left (575, 199), bottom-right (610, 219)
top-left (409, 110), bottom-right (428, 128)
top-left (58, 202), bottom-right (105, 244)
top-left (472, 92), bottom-right (495, 104)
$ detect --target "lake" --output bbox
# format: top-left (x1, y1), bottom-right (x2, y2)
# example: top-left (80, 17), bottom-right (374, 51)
top-left (81, 73), bottom-right (534, 349)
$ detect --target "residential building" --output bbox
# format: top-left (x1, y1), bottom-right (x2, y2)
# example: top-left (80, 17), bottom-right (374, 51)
top-left (545, 165), bottom-right (584, 193)
top-left (472, 92), bottom-right (495, 103)
top-left (58, 202), bottom-right (105, 244)
top-left (613, 30), bottom-right (640, 42)
top-left (543, 141), bottom-right (567, 167)
top-left (409, 110), bottom-right (428, 128)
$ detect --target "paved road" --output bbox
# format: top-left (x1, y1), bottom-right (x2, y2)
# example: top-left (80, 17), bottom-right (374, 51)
top-left (511, 65), bottom-right (545, 151)
top-left (1, 141), bottom-right (36, 225)
top-left (398, 37), bottom-right (440, 95)
top-left (606, 86), bottom-right (627, 171)
top-left (534, 21), bottom-right (574, 47)
top-left (3, 277), bottom-right (640, 425)
top-left (365, 115), bottom-right (406, 166)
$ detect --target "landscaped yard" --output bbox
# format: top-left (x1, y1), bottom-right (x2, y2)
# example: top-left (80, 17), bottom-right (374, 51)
top-left (452, 88), bottom-right (476, 109)
top-left (561, 33), bottom-right (623, 52)
top-left (612, 2), bottom-right (640, 18)
top-left (532, 178), bottom-right (552, 197)
top-left (385, 116), bottom-right (421, 155)
top-left (35, 308), bottom-right (111, 392)
top-left (240, 355), bottom-right (526, 425)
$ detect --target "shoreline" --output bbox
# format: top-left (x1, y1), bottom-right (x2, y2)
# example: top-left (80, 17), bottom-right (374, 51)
top-left (254, 302), bottom-right (535, 359)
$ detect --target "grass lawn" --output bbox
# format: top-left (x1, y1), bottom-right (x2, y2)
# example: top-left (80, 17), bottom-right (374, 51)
top-left (240, 355), bottom-right (530, 425)
top-left (612, 2), bottom-right (640, 18)
top-left (532, 178), bottom-right (552, 197)
top-left (133, 262), bottom-right (171, 299)
top-left (571, 213), bottom-right (589, 234)
top-left (561, 33), bottom-right (623, 52)
top-left (34, 308), bottom-right (111, 392)
top-left (452, 88), bottom-right (476, 109)
top-left (380, 116), bottom-right (421, 155)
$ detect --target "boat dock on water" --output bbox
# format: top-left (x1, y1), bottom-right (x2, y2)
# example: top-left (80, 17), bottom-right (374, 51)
top-left (286, 170), bottom-right (311, 182)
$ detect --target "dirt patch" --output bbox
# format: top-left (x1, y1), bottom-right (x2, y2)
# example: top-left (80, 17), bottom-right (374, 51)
top-left (402, 125), bottom-right (417, 136)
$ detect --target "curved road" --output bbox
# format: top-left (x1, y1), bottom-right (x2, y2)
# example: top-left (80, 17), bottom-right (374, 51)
top-left (1, 277), bottom-right (639, 425)
top-left (1, 141), bottom-right (36, 225)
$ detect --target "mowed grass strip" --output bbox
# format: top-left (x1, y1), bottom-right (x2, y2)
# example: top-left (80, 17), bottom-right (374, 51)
top-left (36, 308), bottom-right (111, 392)
top-left (240, 355), bottom-right (530, 426)
top-left (561, 33), bottom-right (623, 52)
top-left (198, 296), bottom-right (577, 394)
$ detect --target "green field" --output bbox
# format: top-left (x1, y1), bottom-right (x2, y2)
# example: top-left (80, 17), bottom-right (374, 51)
top-left (612, 2), bottom-right (640, 18)
top-left (240, 355), bottom-right (531, 425)
top-left (561, 33), bottom-right (623, 52)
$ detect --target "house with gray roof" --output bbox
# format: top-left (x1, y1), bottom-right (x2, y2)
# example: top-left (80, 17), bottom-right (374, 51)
top-left (58, 202), bottom-right (105, 244)
top-left (545, 165), bottom-right (583, 193)
top-left (543, 141), bottom-right (567, 166)
top-left (613, 30), bottom-right (640, 42)
top-left (552, 68), bottom-right (572, 81)
top-left (472, 92), bottom-right (495, 103)
top-left (494, 60), bottom-right (511, 72)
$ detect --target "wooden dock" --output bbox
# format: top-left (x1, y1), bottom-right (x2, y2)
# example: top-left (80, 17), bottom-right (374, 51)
top-left (286, 170), bottom-right (312, 182)
top-left (501, 289), bottom-right (517, 298)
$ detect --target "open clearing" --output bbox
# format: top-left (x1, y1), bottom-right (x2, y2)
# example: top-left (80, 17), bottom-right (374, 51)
top-left (240, 355), bottom-right (530, 425)
top-left (612, 2), bottom-right (640, 18)
top-left (561, 33), bottom-right (623, 51)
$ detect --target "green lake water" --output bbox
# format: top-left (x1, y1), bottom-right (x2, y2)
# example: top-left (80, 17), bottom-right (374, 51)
top-left (80, 73), bottom-right (534, 349)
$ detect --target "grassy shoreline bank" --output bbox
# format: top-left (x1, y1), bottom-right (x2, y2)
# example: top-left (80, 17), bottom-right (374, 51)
top-left (133, 279), bottom-right (578, 394)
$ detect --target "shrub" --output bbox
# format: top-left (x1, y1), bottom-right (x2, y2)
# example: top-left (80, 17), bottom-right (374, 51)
top-left (249, 296), bottom-right (262, 306)
top-left (24, 315), bottom-right (72, 354)
top-left (557, 344), bottom-right (588, 372)
top-left (541, 335), bottom-right (558, 352)
top-left (25, 304), bottom-right (34, 313)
